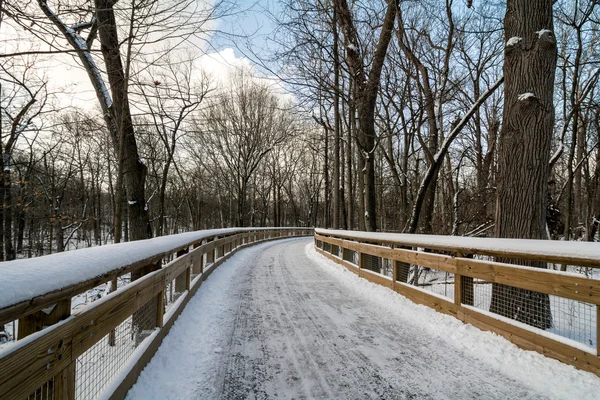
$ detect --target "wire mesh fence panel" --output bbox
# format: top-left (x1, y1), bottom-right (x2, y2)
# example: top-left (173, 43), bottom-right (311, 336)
top-left (547, 296), bottom-right (596, 348)
top-left (26, 378), bottom-right (55, 400)
top-left (465, 278), bottom-right (596, 348)
top-left (164, 280), bottom-right (175, 310)
top-left (323, 242), bottom-right (331, 253)
top-left (361, 253), bottom-right (381, 274)
top-left (381, 258), bottom-right (393, 278)
top-left (343, 248), bottom-right (356, 265)
top-left (316, 240), bottom-right (323, 249)
top-left (331, 244), bottom-right (339, 257)
top-left (411, 266), bottom-right (455, 301)
top-left (75, 297), bottom-right (157, 400)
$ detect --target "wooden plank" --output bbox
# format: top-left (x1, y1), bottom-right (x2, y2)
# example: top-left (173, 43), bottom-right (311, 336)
top-left (165, 254), bottom-right (191, 283)
top-left (71, 270), bottom-right (165, 359)
top-left (18, 298), bottom-right (71, 340)
top-left (316, 248), bottom-right (359, 275)
top-left (317, 234), bottom-right (457, 274)
top-left (175, 248), bottom-right (189, 293)
top-left (455, 257), bottom-right (600, 304)
top-left (185, 267), bottom-right (191, 291)
top-left (0, 319), bottom-right (73, 399)
top-left (359, 269), bottom-right (393, 289)
top-left (454, 274), bottom-right (463, 306)
top-left (394, 281), bottom-right (459, 317)
top-left (316, 230), bottom-right (600, 268)
top-left (456, 306), bottom-right (600, 376)
top-left (55, 362), bottom-right (75, 400)
top-left (156, 290), bottom-right (165, 329)
top-left (318, 233), bottom-right (600, 305)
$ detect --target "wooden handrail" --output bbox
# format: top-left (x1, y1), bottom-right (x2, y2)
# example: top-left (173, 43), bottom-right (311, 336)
top-left (314, 230), bottom-right (600, 378)
top-left (315, 228), bottom-right (600, 267)
top-left (0, 227), bottom-right (312, 399)
top-left (0, 228), bottom-right (300, 326)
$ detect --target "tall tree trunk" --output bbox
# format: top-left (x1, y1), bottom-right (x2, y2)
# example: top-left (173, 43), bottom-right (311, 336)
top-left (334, 0), bottom-right (398, 232)
top-left (332, 6), bottom-right (341, 229)
top-left (490, 0), bottom-right (557, 329)
top-left (95, 0), bottom-right (150, 243)
top-left (2, 167), bottom-right (13, 260)
top-left (323, 125), bottom-right (330, 227)
top-left (347, 80), bottom-right (355, 229)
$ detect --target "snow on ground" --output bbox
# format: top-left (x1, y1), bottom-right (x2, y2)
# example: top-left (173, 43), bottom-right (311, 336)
top-left (127, 238), bottom-right (600, 400)
top-left (306, 242), bottom-right (600, 399)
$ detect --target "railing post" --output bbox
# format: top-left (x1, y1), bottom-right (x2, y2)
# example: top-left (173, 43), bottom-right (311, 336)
top-left (455, 252), bottom-right (474, 306)
top-left (18, 298), bottom-right (71, 339)
top-left (395, 246), bottom-right (411, 283)
top-left (206, 238), bottom-right (215, 264)
top-left (175, 247), bottom-right (189, 294)
top-left (108, 276), bottom-right (118, 346)
top-left (185, 264), bottom-right (192, 291)
top-left (391, 245), bottom-right (397, 286)
top-left (454, 252), bottom-right (473, 307)
top-left (597, 305), bottom-right (600, 357)
top-left (133, 261), bottom-right (161, 344)
top-left (193, 248), bottom-right (204, 275)
top-left (17, 298), bottom-right (73, 399)
top-left (55, 361), bottom-right (75, 400)
top-left (156, 289), bottom-right (165, 328)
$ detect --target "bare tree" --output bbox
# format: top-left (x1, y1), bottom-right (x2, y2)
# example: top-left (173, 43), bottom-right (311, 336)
top-left (490, 0), bottom-right (557, 329)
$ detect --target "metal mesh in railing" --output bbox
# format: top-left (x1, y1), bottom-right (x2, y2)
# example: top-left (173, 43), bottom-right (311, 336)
top-left (381, 258), bottom-right (393, 278)
top-left (331, 244), bottom-right (339, 257)
top-left (27, 378), bottom-right (55, 400)
top-left (323, 241), bottom-right (331, 253)
top-left (412, 264), bottom-right (455, 301)
top-left (361, 253), bottom-right (381, 274)
top-left (342, 248), bottom-right (355, 264)
top-left (466, 277), bottom-right (596, 348)
top-left (75, 297), bottom-right (158, 400)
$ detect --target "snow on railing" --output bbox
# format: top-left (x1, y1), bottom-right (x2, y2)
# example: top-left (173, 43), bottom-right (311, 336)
top-left (314, 228), bottom-right (600, 378)
top-left (0, 227), bottom-right (312, 399)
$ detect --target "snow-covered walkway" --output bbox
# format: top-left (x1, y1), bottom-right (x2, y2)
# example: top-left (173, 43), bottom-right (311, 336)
top-left (127, 238), bottom-right (600, 400)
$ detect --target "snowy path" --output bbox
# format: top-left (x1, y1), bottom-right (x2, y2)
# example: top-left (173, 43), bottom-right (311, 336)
top-left (127, 238), bottom-right (600, 400)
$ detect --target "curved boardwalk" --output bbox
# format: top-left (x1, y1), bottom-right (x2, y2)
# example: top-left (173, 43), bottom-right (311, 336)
top-left (127, 238), bottom-right (598, 400)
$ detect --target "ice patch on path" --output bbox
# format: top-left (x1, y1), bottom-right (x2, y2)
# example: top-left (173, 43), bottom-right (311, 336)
top-left (305, 243), bottom-right (600, 400)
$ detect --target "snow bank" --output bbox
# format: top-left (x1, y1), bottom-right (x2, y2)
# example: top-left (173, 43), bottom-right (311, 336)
top-left (0, 228), bottom-right (299, 311)
top-left (306, 243), bottom-right (600, 400)
top-left (315, 228), bottom-right (600, 265)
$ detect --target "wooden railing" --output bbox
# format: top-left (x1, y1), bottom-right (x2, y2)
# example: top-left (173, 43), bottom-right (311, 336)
top-left (314, 228), bottom-right (600, 377)
top-left (0, 227), bottom-right (312, 399)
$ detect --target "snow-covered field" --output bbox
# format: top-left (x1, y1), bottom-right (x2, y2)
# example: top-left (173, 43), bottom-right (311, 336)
top-left (127, 237), bottom-right (600, 400)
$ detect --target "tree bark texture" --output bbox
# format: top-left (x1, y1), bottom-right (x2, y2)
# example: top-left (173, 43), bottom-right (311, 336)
top-left (333, 0), bottom-right (398, 231)
top-left (491, 0), bottom-right (557, 329)
top-left (95, 0), bottom-right (150, 243)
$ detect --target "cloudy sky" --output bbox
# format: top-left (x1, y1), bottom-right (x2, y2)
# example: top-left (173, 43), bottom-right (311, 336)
top-left (1, 0), bottom-right (284, 110)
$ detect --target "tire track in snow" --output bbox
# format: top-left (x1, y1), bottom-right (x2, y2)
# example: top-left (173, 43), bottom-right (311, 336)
top-left (129, 238), bottom-right (556, 399)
